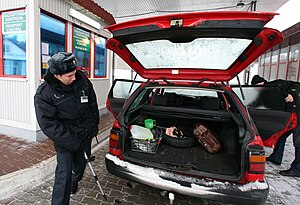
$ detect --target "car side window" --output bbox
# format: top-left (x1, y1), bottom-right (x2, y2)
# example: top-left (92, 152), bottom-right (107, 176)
top-left (113, 81), bottom-right (141, 99)
top-left (233, 86), bottom-right (286, 111)
top-left (128, 89), bottom-right (149, 111)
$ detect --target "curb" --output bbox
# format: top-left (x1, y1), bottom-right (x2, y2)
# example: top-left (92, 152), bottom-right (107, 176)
top-left (0, 128), bottom-right (111, 200)
top-left (0, 155), bottom-right (56, 200)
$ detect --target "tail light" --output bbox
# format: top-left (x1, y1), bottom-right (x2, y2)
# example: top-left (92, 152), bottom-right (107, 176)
top-left (108, 120), bottom-right (123, 159)
top-left (244, 144), bottom-right (266, 182)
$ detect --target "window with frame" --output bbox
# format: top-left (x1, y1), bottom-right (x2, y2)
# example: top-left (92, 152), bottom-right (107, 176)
top-left (73, 27), bottom-right (91, 77)
top-left (277, 47), bottom-right (288, 80)
top-left (289, 43), bottom-right (299, 61)
top-left (40, 13), bottom-right (66, 77)
top-left (279, 47), bottom-right (288, 62)
top-left (269, 50), bottom-right (279, 81)
top-left (94, 36), bottom-right (106, 77)
top-left (287, 43), bottom-right (300, 81)
top-left (1, 10), bottom-right (26, 77)
top-left (233, 86), bottom-right (286, 111)
top-left (262, 52), bottom-right (271, 80)
top-left (259, 55), bottom-right (265, 66)
top-left (271, 50), bottom-right (279, 64)
top-left (264, 52), bottom-right (271, 65)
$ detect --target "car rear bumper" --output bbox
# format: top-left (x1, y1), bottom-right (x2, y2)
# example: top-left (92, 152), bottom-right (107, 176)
top-left (105, 154), bottom-right (269, 205)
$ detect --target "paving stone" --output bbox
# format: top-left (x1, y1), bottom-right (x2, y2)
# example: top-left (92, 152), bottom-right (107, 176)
top-left (81, 195), bottom-right (100, 205)
top-left (105, 181), bottom-right (124, 191)
top-left (0, 197), bottom-right (14, 205)
top-left (1, 117), bottom-right (300, 205)
top-left (33, 199), bottom-right (50, 205)
top-left (112, 197), bottom-right (135, 205)
top-left (18, 193), bottom-right (41, 204)
top-left (8, 200), bottom-right (31, 205)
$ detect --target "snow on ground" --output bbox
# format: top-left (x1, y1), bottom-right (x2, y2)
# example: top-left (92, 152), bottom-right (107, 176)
top-left (265, 135), bottom-right (300, 205)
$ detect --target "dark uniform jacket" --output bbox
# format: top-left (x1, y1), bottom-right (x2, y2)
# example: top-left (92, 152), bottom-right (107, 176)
top-left (267, 79), bottom-right (297, 98)
top-left (268, 79), bottom-right (300, 123)
top-left (34, 70), bottom-right (99, 151)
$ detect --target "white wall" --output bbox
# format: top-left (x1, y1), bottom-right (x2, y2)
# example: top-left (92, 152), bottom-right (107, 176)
top-left (0, 78), bottom-right (30, 127)
top-left (0, 0), bottom-right (38, 139)
top-left (0, 0), bottom-right (26, 10)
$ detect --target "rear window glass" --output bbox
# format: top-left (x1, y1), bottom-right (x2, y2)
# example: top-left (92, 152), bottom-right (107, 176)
top-left (126, 38), bottom-right (251, 70)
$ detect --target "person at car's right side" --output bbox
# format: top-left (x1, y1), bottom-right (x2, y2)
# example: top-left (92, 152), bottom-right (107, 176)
top-left (251, 75), bottom-right (300, 177)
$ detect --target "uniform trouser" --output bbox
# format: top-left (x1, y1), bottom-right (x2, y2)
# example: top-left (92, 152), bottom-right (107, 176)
top-left (51, 138), bottom-right (92, 205)
top-left (291, 125), bottom-right (300, 174)
top-left (269, 125), bottom-right (300, 173)
top-left (268, 131), bottom-right (291, 164)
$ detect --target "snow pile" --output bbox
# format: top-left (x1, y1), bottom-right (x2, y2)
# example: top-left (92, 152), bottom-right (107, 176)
top-left (238, 180), bottom-right (268, 192)
top-left (106, 154), bottom-right (267, 195)
top-left (106, 154), bottom-right (225, 196)
top-left (106, 153), bottom-right (163, 180)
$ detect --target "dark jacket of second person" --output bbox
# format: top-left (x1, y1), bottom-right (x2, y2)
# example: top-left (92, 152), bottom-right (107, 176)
top-left (255, 79), bottom-right (300, 122)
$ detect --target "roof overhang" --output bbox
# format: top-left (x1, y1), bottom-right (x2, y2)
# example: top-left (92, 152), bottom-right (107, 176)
top-left (71, 0), bottom-right (116, 25)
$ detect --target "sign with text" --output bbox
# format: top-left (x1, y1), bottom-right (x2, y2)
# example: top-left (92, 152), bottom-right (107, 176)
top-left (2, 10), bottom-right (26, 34)
top-left (74, 27), bottom-right (90, 52)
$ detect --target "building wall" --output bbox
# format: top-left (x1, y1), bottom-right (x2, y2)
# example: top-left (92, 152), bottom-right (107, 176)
top-left (255, 22), bottom-right (300, 83)
top-left (0, 0), bottom-right (34, 139)
top-left (0, 78), bottom-right (30, 126)
top-left (257, 41), bottom-right (300, 82)
top-left (0, 0), bottom-right (26, 10)
top-left (0, 0), bottom-right (113, 141)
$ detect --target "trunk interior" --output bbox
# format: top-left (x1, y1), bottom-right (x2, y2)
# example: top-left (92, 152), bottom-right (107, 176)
top-left (122, 105), bottom-right (243, 179)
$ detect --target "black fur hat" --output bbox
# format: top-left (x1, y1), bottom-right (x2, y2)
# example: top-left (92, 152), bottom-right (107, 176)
top-left (47, 52), bottom-right (78, 75)
top-left (251, 75), bottom-right (267, 85)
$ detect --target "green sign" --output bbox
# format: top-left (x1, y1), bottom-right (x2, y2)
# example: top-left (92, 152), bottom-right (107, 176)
top-left (74, 27), bottom-right (90, 52)
top-left (2, 10), bottom-right (26, 34)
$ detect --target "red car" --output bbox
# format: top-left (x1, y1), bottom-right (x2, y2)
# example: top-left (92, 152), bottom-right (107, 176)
top-left (104, 11), bottom-right (296, 205)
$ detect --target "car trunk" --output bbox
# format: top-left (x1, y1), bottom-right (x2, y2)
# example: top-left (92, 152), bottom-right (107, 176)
top-left (121, 104), bottom-right (244, 180)
top-left (105, 11), bottom-right (284, 181)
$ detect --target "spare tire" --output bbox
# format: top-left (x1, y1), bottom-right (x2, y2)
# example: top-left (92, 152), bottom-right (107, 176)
top-left (162, 127), bottom-right (197, 148)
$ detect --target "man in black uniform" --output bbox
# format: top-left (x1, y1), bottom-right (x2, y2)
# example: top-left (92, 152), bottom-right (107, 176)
top-left (251, 75), bottom-right (300, 177)
top-left (34, 52), bottom-right (99, 204)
